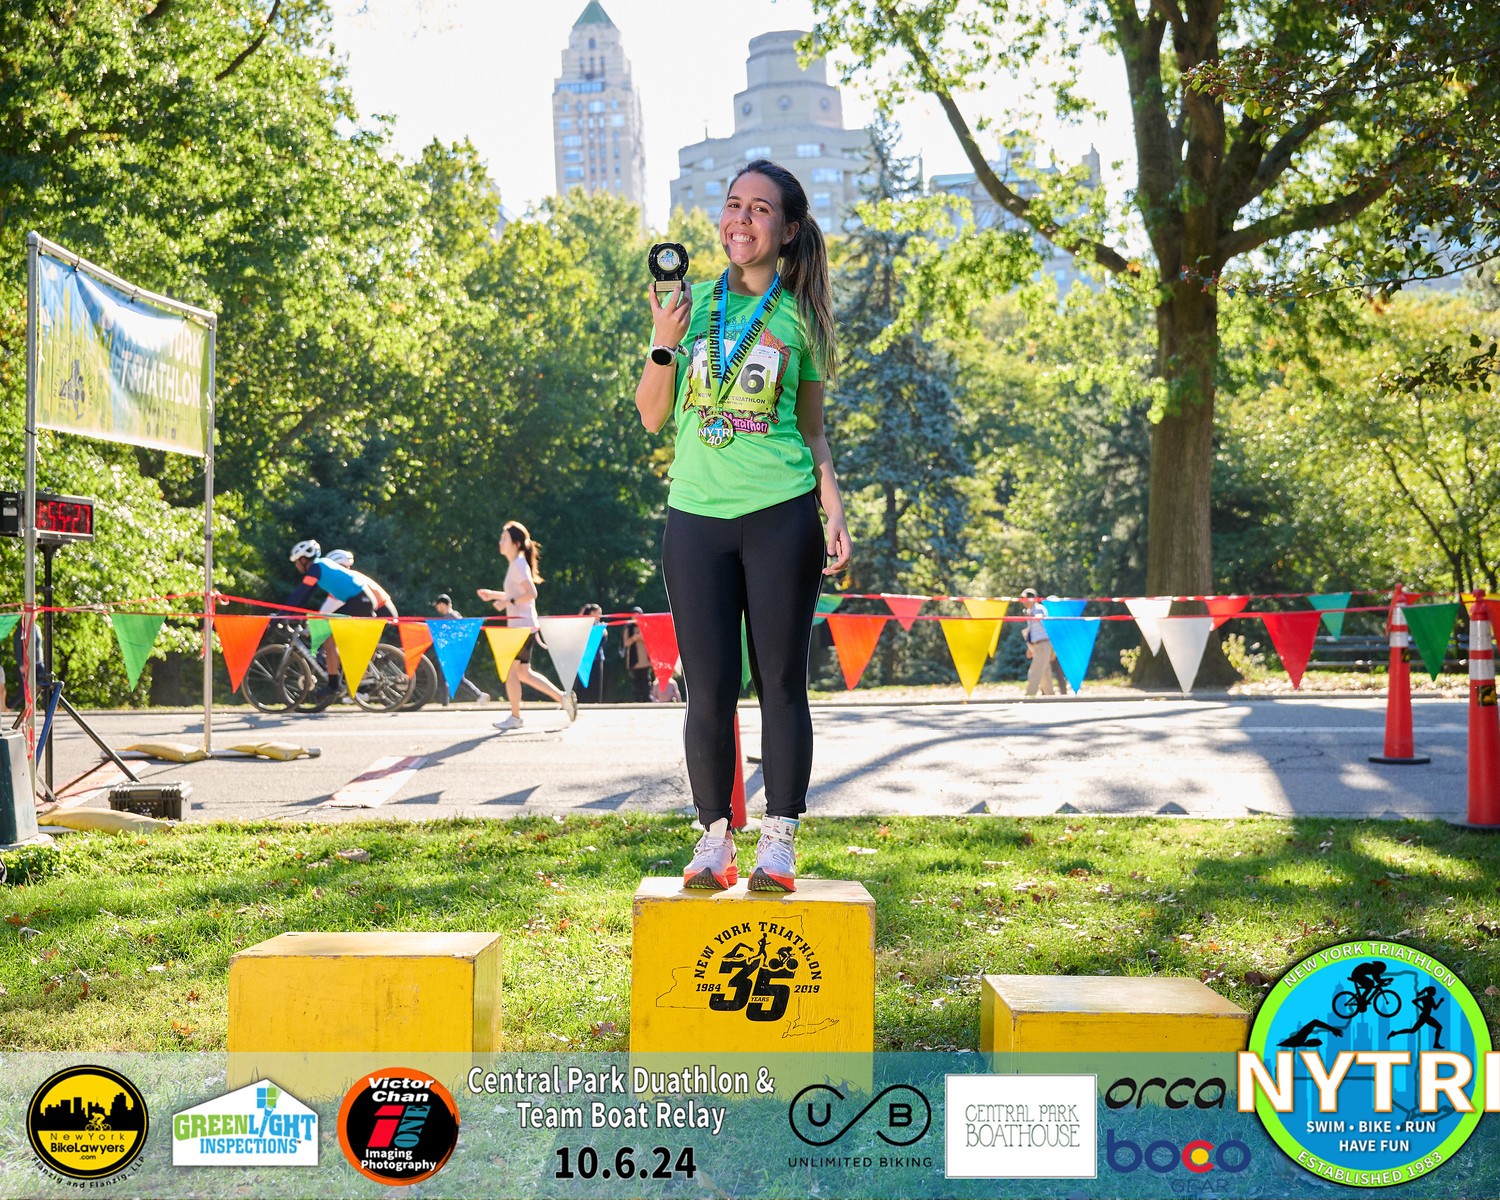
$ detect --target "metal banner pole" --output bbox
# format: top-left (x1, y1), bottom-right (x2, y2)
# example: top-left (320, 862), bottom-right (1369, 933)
top-left (203, 322), bottom-right (217, 755)
top-left (23, 232), bottom-right (39, 789)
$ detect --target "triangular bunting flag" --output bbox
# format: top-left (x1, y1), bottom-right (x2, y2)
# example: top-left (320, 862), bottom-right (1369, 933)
top-left (328, 617), bottom-right (385, 691)
top-left (1404, 602), bottom-right (1461, 681)
top-left (397, 621), bottom-right (434, 678)
top-left (576, 623), bottom-right (607, 688)
top-left (826, 613), bottom-right (888, 690)
top-left (881, 593), bottom-right (926, 632)
top-left (538, 615), bottom-right (597, 693)
top-left (1261, 611), bottom-right (1323, 689)
top-left (1125, 597), bottom-right (1172, 655)
top-left (427, 617), bottom-right (484, 699)
top-left (741, 617), bottom-right (752, 691)
top-left (216, 615), bottom-right (270, 693)
top-left (939, 618), bottom-right (999, 696)
top-left (963, 598), bottom-right (1009, 656)
top-left (0, 613), bottom-right (19, 643)
top-left (1309, 592), bottom-right (1352, 639)
top-left (109, 613), bottom-right (166, 689)
top-left (812, 595), bottom-right (844, 626)
top-left (1045, 597), bottom-right (1087, 618)
top-left (1205, 595), bottom-right (1249, 629)
top-left (1159, 617), bottom-right (1214, 695)
top-left (635, 613), bottom-right (681, 690)
top-left (1045, 617), bottom-right (1101, 693)
top-left (483, 625), bottom-right (532, 687)
top-left (308, 618), bottom-right (331, 652)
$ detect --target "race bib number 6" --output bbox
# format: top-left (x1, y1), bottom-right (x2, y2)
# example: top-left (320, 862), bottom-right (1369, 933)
top-left (726, 344), bottom-right (782, 415)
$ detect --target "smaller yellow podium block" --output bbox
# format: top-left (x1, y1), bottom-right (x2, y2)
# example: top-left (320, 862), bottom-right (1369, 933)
top-left (228, 932), bottom-right (502, 1096)
top-left (980, 975), bottom-right (1249, 1054)
top-left (630, 878), bottom-right (874, 1053)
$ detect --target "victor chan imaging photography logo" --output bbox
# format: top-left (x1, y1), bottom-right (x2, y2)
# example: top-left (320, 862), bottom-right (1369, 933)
top-left (788, 1082), bottom-right (932, 1147)
top-left (173, 1078), bottom-right (318, 1167)
top-left (1240, 939), bottom-right (1494, 1187)
top-left (945, 1074), bottom-right (1097, 1179)
top-left (337, 1068), bottom-right (460, 1186)
top-left (27, 1064), bottom-right (149, 1183)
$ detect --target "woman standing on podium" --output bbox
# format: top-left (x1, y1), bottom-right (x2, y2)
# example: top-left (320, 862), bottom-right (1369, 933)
top-left (634, 159), bottom-right (851, 894)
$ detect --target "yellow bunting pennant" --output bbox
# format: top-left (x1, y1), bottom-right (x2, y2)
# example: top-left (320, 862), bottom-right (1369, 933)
top-left (485, 625), bottom-right (533, 683)
top-left (940, 618), bottom-right (1000, 696)
top-left (962, 598), bottom-right (1009, 656)
top-left (328, 618), bottom-right (385, 690)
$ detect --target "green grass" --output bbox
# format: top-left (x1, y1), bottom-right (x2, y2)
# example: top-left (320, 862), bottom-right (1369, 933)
top-left (3, 815), bottom-right (1500, 1053)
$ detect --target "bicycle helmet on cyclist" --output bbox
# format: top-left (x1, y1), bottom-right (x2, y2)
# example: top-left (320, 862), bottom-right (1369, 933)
top-left (289, 539), bottom-right (321, 563)
top-left (325, 549), bottom-right (354, 567)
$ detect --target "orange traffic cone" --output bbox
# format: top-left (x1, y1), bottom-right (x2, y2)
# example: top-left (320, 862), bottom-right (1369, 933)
top-left (1460, 589), bottom-right (1500, 829)
top-left (729, 713), bottom-right (748, 830)
top-left (1370, 584), bottom-right (1430, 765)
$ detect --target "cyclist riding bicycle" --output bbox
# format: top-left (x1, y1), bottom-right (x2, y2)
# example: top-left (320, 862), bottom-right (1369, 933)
top-left (286, 539), bottom-right (376, 697)
top-left (1349, 961), bottom-right (1390, 1006)
top-left (322, 549), bottom-right (398, 619)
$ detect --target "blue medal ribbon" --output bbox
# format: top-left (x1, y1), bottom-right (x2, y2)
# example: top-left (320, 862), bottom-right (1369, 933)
top-left (708, 270), bottom-right (782, 407)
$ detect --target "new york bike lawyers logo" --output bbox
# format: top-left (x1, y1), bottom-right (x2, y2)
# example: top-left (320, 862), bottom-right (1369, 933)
top-left (27, 1064), bottom-right (149, 1182)
top-left (338, 1068), bottom-right (460, 1186)
top-left (173, 1079), bottom-right (318, 1166)
top-left (1241, 940), bottom-right (1492, 1187)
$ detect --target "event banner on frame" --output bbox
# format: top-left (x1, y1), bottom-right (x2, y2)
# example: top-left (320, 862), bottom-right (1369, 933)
top-left (34, 249), bottom-right (210, 456)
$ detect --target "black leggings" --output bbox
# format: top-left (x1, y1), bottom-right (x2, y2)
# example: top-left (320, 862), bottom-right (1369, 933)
top-left (663, 490), bottom-right (825, 825)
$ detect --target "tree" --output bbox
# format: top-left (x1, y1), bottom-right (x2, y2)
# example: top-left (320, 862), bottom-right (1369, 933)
top-left (810, 0), bottom-right (1500, 683)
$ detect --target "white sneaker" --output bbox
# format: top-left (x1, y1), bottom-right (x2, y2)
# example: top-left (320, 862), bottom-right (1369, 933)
top-left (750, 816), bottom-right (798, 892)
top-left (493, 715), bottom-right (524, 731)
top-left (476, 691), bottom-right (491, 704)
top-left (683, 831), bottom-right (737, 890)
top-left (562, 691), bottom-right (578, 722)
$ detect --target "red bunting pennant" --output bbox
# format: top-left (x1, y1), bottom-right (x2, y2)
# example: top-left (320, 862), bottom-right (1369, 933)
top-left (635, 613), bottom-right (681, 690)
top-left (825, 614), bottom-right (888, 690)
top-left (215, 615), bottom-right (270, 693)
top-left (1205, 595), bottom-right (1250, 629)
top-left (880, 593), bottom-right (927, 632)
top-left (1261, 611), bottom-right (1323, 689)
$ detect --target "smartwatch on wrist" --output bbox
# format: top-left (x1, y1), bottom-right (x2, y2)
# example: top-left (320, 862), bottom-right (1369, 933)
top-left (649, 343), bottom-right (679, 366)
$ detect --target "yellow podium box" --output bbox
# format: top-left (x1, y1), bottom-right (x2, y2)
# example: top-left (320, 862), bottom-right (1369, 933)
top-left (980, 974), bottom-right (1250, 1054)
top-left (228, 931), bottom-right (502, 1096)
top-left (630, 878), bottom-right (874, 1053)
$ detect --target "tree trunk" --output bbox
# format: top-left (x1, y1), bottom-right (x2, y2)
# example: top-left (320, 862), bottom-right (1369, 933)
top-left (1131, 278), bottom-right (1240, 689)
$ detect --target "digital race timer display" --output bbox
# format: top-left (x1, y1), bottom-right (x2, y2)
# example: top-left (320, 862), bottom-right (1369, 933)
top-left (0, 491), bottom-right (96, 544)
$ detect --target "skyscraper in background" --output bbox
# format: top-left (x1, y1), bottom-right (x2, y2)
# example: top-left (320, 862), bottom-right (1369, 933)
top-left (670, 31), bottom-right (871, 230)
top-left (552, 2), bottom-right (646, 207)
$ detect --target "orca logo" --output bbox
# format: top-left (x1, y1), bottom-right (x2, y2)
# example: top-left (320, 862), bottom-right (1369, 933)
top-left (788, 1084), bottom-right (931, 1147)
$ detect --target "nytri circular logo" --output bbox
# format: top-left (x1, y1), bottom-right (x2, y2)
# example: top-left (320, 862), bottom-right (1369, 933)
top-left (338, 1068), bottom-right (459, 1186)
top-left (27, 1064), bottom-right (149, 1181)
top-left (1243, 940), bottom-right (1491, 1187)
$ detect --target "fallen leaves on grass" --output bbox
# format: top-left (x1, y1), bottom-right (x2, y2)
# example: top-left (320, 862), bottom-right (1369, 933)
top-left (846, 846), bottom-right (878, 856)
top-left (336, 848), bottom-right (370, 863)
top-left (589, 1021), bottom-right (617, 1038)
top-left (1244, 970), bottom-right (1275, 987)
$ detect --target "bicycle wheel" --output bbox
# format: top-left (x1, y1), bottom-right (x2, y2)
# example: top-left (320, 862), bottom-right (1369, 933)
top-left (351, 644), bottom-right (414, 712)
top-left (401, 654), bottom-right (439, 711)
top-left (279, 654), bottom-right (330, 712)
top-left (243, 645), bottom-right (299, 712)
top-left (1374, 988), bottom-right (1402, 1019)
top-left (1331, 990), bottom-right (1360, 1020)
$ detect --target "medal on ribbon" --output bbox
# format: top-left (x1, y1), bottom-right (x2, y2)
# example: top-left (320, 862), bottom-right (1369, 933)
top-left (698, 270), bottom-right (782, 449)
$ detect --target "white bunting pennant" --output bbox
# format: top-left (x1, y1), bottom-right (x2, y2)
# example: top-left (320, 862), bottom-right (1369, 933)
top-left (537, 615), bottom-right (598, 693)
top-left (1158, 617), bottom-right (1214, 695)
top-left (1125, 597), bottom-right (1173, 655)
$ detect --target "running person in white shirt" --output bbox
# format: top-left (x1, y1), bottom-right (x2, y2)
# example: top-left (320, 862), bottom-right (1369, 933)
top-left (477, 520), bottom-right (576, 730)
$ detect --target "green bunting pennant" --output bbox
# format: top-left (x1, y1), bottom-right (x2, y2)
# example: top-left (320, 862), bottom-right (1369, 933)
top-left (812, 595), bottom-right (843, 627)
top-left (1309, 592), bottom-right (1353, 639)
top-left (741, 617), bottom-right (752, 692)
top-left (109, 613), bottom-right (166, 688)
top-left (0, 613), bottom-right (19, 644)
top-left (308, 618), bottom-right (332, 652)
top-left (1403, 602), bottom-right (1461, 681)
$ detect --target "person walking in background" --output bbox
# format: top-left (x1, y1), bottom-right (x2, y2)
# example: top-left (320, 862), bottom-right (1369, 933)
top-left (577, 603), bottom-right (607, 704)
top-left (431, 594), bottom-right (489, 704)
top-left (477, 521), bottom-right (577, 731)
top-left (635, 158), bottom-right (851, 893)
top-left (1021, 588), bottom-right (1056, 697)
top-left (621, 607), bottom-right (653, 703)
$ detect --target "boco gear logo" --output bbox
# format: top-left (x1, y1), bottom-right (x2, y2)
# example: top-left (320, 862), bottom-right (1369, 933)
top-left (1239, 940), bottom-right (1493, 1187)
top-left (788, 1084), bottom-right (931, 1147)
top-left (27, 1064), bottom-right (149, 1181)
top-left (338, 1069), bottom-right (459, 1186)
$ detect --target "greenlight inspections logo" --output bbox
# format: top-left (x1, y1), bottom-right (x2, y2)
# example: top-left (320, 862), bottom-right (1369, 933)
top-left (1240, 940), bottom-right (1492, 1187)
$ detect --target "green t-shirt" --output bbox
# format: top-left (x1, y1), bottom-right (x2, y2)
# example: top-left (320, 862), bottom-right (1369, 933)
top-left (667, 282), bottom-right (822, 519)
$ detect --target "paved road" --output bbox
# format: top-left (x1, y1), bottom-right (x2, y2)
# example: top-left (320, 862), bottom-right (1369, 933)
top-left (32, 695), bottom-right (1468, 824)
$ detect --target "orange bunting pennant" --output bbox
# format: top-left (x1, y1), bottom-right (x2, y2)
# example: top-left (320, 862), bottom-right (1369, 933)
top-left (881, 593), bottom-right (927, 632)
top-left (825, 614), bottom-right (888, 690)
top-left (484, 626), bottom-right (532, 683)
top-left (1260, 611), bottom-right (1324, 689)
top-left (635, 613), bottom-right (681, 690)
top-left (940, 618), bottom-right (1000, 696)
top-left (398, 622), bottom-right (434, 679)
top-left (215, 615), bottom-right (269, 693)
top-left (1205, 595), bottom-right (1249, 629)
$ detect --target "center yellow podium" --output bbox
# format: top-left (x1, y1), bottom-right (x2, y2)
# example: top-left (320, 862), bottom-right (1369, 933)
top-left (630, 878), bottom-right (875, 1052)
